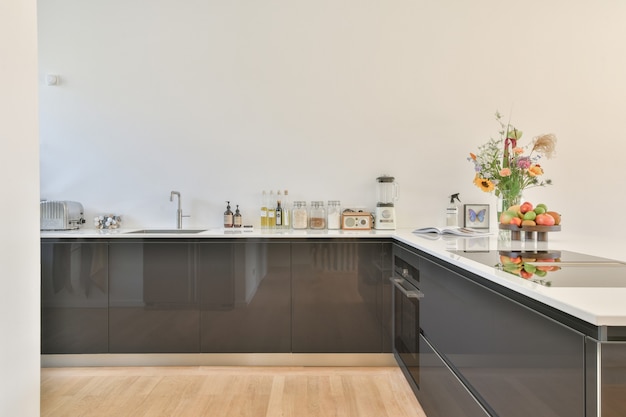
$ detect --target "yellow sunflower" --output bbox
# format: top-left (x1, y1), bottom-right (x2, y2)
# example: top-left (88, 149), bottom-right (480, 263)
top-left (474, 175), bottom-right (495, 192)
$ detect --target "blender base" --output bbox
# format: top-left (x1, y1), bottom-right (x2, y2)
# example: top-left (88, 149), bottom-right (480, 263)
top-left (374, 206), bottom-right (396, 230)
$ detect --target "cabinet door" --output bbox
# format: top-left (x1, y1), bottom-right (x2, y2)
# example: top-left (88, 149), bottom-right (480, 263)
top-left (41, 241), bottom-right (108, 354)
top-left (108, 241), bottom-right (200, 353)
top-left (419, 254), bottom-right (585, 417)
top-left (292, 241), bottom-right (388, 353)
top-left (199, 241), bottom-right (291, 352)
top-left (418, 335), bottom-right (490, 417)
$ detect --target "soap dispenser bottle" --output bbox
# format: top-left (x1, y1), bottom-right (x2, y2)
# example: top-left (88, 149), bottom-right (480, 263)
top-left (446, 193), bottom-right (461, 227)
top-left (224, 201), bottom-right (234, 228)
top-left (234, 205), bottom-right (242, 228)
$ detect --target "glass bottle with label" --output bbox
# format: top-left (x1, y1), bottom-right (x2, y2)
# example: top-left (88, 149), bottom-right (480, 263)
top-left (309, 201), bottom-right (326, 229)
top-left (327, 200), bottom-right (341, 229)
top-left (276, 198), bottom-right (283, 228)
top-left (260, 191), bottom-right (268, 230)
top-left (282, 190), bottom-right (291, 229)
top-left (267, 190), bottom-right (276, 229)
top-left (234, 205), bottom-right (242, 228)
top-left (292, 201), bottom-right (308, 229)
top-left (224, 201), bottom-right (234, 228)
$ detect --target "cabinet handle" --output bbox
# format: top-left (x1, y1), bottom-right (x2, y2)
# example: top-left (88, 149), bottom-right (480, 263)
top-left (390, 277), bottom-right (424, 299)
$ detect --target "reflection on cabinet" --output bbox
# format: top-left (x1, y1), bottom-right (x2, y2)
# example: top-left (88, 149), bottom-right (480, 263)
top-left (291, 241), bottom-right (391, 353)
top-left (418, 334), bottom-right (489, 417)
top-left (199, 242), bottom-right (291, 352)
top-left (42, 238), bottom-right (390, 355)
top-left (41, 242), bottom-right (108, 354)
top-left (108, 240), bottom-right (292, 354)
top-left (109, 242), bottom-right (200, 353)
top-left (418, 250), bottom-right (585, 417)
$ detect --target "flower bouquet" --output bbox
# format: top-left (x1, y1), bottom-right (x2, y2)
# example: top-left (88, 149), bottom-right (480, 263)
top-left (469, 112), bottom-right (557, 213)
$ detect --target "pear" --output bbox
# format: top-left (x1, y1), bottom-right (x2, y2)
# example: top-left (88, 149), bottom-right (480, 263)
top-left (546, 211), bottom-right (561, 225)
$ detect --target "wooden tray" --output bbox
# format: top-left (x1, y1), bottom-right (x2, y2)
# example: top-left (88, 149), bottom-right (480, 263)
top-left (498, 224), bottom-right (561, 242)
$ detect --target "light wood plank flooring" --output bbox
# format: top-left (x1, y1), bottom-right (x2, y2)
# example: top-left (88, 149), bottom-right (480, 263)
top-left (41, 366), bottom-right (427, 417)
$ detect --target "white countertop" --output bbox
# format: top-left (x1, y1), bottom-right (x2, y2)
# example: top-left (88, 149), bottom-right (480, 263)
top-left (41, 227), bottom-right (626, 328)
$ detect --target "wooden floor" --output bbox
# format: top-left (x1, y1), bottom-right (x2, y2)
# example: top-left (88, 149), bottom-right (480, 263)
top-left (41, 366), bottom-right (427, 417)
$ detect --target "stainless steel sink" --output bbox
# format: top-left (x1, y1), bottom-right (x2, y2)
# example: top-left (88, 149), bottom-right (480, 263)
top-left (125, 229), bottom-right (207, 234)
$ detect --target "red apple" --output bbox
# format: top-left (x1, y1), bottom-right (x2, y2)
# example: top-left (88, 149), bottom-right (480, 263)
top-left (519, 202), bottom-right (534, 213)
top-left (535, 213), bottom-right (556, 226)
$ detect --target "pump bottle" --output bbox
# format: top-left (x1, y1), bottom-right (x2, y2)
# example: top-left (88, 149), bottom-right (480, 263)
top-left (224, 201), bottom-right (234, 228)
top-left (234, 205), bottom-right (242, 228)
top-left (446, 193), bottom-right (461, 227)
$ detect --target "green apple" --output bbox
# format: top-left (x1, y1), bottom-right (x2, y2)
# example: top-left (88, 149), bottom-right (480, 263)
top-left (523, 211), bottom-right (537, 221)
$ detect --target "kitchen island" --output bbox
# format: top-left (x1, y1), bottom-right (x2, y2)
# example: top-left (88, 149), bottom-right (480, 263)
top-left (41, 228), bottom-right (626, 417)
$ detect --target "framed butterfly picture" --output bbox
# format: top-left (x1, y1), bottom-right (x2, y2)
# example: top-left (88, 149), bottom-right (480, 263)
top-left (464, 204), bottom-right (490, 229)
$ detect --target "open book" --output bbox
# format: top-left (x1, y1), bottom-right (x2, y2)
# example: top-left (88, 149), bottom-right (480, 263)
top-left (412, 226), bottom-right (490, 236)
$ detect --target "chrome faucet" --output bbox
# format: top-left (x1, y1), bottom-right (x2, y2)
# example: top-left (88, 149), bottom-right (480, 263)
top-left (170, 191), bottom-right (190, 229)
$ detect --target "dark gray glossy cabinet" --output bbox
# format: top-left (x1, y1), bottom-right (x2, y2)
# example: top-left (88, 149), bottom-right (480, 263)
top-left (199, 242), bottom-right (291, 353)
top-left (42, 238), bottom-right (388, 355)
top-left (291, 241), bottom-right (391, 353)
top-left (418, 252), bottom-right (585, 417)
top-left (418, 334), bottom-right (489, 417)
top-left (41, 242), bottom-right (109, 354)
top-left (109, 241), bottom-right (200, 352)
top-left (107, 240), bottom-right (292, 353)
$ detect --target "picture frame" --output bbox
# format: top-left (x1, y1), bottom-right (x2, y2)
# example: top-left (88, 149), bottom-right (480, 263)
top-left (464, 204), bottom-right (490, 229)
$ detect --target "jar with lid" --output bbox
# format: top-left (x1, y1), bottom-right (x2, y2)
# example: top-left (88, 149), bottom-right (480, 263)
top-left (309, 201), bottom-right (326, 229)
top-left (292, 201), bottom-right (308, 229)
top-left (327, 200), bottom-right (341, 229)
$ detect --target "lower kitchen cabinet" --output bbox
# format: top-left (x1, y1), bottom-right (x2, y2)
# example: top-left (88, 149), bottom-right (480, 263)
top-left (291, 241), bottom-right (391, 353)
top-left (41, 242), bottom-right (109, 354)
top-left (108, 242), bottom-right (200, 353)
top-left (41, 238), bottom-right (388, 355)
top-left (108, 240), bottom-right (292, 353)
top-left (199, 241), bottom-right (291, 352)
top-left (418, 251), bottom-right (586, 417)
top-left (418, 334), bottom-right (490, 417)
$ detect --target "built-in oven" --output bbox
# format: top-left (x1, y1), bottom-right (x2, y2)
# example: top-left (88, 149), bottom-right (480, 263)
top-left (390, 245), bottom-right (422, 392)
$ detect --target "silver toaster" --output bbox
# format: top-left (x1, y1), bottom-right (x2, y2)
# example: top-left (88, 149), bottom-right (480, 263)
top-left (40, 201), bottom-right (86, 230)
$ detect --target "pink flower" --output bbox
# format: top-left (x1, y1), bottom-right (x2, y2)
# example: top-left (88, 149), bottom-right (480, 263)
top-left (517, 157), bottom-right (531, 169)
top-left (499, 168), bottom-right (512, 177)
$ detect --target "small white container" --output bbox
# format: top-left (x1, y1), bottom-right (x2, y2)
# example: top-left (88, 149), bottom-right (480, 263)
top-left (327, 201), bottom-right (341, 229)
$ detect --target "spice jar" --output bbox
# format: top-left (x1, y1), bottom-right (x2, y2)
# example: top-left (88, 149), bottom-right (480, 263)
top-left (292, 201), bottom-right (308, 229)
top-left (309, 201), bottom-right (326, 229)
top-left (327, 200), bottom-right (341, 229)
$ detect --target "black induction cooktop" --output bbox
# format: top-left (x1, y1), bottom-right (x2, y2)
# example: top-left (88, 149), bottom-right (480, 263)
top-left (449, 249), bottom-right (626, 288)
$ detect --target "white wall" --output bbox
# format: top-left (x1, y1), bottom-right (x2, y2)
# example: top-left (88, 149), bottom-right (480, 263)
top-left (39, 1), bottom-right (626, 258)
top-left (1, 0), bottom-right (40, 415)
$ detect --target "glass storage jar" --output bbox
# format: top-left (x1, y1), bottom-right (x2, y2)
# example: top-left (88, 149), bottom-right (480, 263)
top-left (309, 201), bottom-right (326, 229)
top-left (327, 200), bottom-right (341, 229)
top-left (292, 201), bottom-right (308, 229)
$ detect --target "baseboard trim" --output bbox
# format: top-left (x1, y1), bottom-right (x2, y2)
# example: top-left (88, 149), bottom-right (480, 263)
top-left (41, 353), bottom-right (397, 368)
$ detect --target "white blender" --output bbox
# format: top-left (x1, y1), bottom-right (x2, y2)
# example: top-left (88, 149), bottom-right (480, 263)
top-left (374, 175), bottom-right (398, 229)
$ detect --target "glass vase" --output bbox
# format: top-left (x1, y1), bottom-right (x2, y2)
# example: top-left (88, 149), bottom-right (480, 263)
top-left (497, 193), bottom-right (522, 243)
top-left (499, 193), bottom-right (523, 217)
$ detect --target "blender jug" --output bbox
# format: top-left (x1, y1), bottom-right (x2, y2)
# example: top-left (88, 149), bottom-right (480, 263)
top-left (376, 176), bottom-right (398, 206)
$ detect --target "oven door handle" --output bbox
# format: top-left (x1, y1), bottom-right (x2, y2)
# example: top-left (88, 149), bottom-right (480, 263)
top-left (390, 277), bottom-right (424, 299)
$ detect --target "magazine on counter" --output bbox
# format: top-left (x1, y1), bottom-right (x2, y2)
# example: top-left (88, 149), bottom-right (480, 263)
top-left (412, 226), bottom-right (491, 237)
